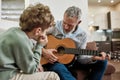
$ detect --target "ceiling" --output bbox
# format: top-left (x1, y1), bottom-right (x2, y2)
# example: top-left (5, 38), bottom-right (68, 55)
top-left (88, 0), bottom-right (120, 6)
top-left (3, 0), bottom-right (120, 6)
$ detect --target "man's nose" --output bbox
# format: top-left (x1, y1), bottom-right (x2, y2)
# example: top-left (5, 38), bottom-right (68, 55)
top-left (64, 24), bottom-right (69, 29)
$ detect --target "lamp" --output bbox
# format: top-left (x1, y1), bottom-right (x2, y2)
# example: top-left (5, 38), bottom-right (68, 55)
top-left (98, 0), bottom-right (101, 3)
top-left (110, 0), bottom-right (114, 3)
top-left (97, 0), bottom-right (114, 3)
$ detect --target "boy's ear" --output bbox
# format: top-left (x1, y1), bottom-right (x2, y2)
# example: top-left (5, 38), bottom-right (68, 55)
top-left (35, 27), bottom-right (41, 35)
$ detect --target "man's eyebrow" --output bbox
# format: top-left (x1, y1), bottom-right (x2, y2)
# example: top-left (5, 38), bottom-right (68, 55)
top-left (63, 21), bottom-right (74, 26)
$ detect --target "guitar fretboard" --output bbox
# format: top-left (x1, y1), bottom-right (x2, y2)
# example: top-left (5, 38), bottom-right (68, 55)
top-left (64, 48), bottom-right (100, 56)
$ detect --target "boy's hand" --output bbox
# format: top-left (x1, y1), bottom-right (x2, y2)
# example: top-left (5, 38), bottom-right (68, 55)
top-left (38, 34), bottom-right (48, 46)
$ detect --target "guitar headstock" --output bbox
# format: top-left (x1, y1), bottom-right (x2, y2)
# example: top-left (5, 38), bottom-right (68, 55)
top-left (111, 51), bottom-right (120, 62)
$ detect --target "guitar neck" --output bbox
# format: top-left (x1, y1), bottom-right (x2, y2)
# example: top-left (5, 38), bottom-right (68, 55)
top-left (64, 48), bottom-right (100, 56)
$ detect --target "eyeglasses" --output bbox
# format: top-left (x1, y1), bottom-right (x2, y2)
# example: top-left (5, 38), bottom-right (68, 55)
top-left (63, 21), bottom-right (75, 28)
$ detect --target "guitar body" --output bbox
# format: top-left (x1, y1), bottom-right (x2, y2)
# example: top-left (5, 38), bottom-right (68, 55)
top-left (40, 35), bottom-right (76, 65)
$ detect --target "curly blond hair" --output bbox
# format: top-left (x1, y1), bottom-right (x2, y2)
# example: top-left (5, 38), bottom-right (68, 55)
top-left (19, 3), bottom-right (54, 32)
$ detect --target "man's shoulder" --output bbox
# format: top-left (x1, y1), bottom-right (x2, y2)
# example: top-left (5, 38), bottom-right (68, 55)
top-left (56, 20), bottom-right (62, 26)
top-left (76, 26), bottom-right (87, 34)
top-left (54, 20), bottom-right (63, 30)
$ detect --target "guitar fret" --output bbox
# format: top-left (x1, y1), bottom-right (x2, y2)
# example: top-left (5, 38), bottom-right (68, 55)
top-left (91, 50), bottom-right (94, 55)
top-left (92, 50), bottom-right (94, 55)
top-left (65, 48), bottom-right (99, 56)
top-left (87, 50), bottom-right (89, 55)
top-left (88, 50), bottom-right (90, 55)
top-left (81, 49), bottom-right (83, 55)
top-left (95, 50), bottom-right (97, 55)
top-left (83, 49), bottom-right (85, 55)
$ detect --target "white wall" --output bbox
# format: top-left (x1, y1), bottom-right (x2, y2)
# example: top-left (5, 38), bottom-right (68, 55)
top-left (88, 3), bottom-right (120, 41)
top-left (88, 5), bottom-right (114, 29)
top-left (0, 0), bottom-right (89, 32)
top-left (0, 20), bottom-right (19, 30)
top-left (0, 0), bottom-right (89, 39)
top-left (29, 0), bottom-right (89, 33)
top-left (0, 0), bottom-right (1, 20)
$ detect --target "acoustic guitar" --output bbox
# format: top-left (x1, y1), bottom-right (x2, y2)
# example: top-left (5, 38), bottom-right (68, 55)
top-left (40, 35), bottom-right (117, 65)
top-left (40, 35), bottom-right (76, 65)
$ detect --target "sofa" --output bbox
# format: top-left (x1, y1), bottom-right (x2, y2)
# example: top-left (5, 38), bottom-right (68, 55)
top-left (75, 41), bottom-right (116, 80)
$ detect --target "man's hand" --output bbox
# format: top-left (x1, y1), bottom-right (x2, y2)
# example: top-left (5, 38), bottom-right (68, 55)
top-left (38, 64), bottom-right (44, 72)
top-left (92, 52), bottom-right (111, 60)
top-left (42, 48), bottom-right (58, 64)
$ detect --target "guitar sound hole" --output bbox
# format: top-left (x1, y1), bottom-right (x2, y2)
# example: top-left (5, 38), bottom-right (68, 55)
top-left (57, 46), bottom-right (65, 54)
